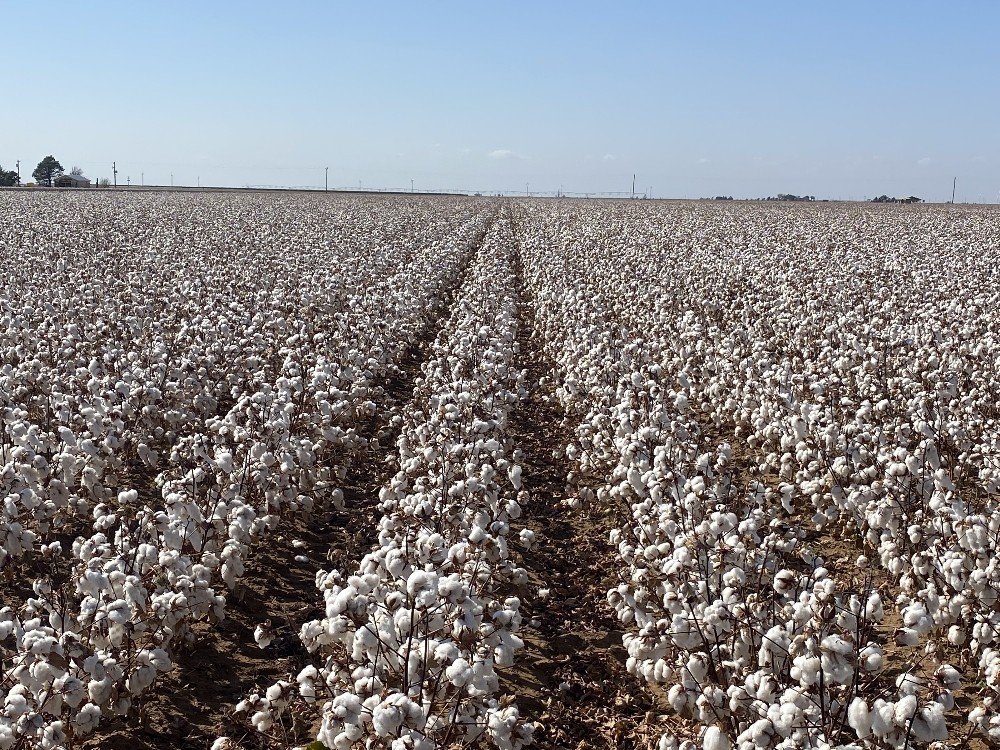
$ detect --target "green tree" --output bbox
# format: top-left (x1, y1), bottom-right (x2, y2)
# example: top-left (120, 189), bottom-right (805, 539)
top-left (0, 165), bottom-right (18, 187)
top-left (32, 155), bottom-right (63, 187)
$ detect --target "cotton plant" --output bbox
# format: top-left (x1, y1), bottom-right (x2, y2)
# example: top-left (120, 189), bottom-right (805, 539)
top-left (230, 216), bottom-right (535, 748)
top-left (0, 192), bottom-right (498, 746)
top-left (515, 200), bottom-right (1000, 747)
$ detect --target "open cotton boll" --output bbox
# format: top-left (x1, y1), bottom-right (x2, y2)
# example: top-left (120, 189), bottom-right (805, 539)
top-left (934, 663), bottom-right (961, 689)
top-left (910, 701), bottom-right (948, 742)
top-left (446, 658), bottom-right (473, 687)
top-left (848, 697), bottom-right (872, 739)
top-left (253, 623), bottom-right (274, 649)
top-left (702, 726), bottom-right (730, 750)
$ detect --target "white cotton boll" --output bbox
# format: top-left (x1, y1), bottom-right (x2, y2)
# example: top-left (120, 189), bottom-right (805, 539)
top-left (947, 625), bottom-right (966, 646)
top-left (870, 699), bottom-right (895, 737)
top-left (674, 393), bottom-right (689, 414)
top-left (935, 690), bottom-right (955, 710)
top-left (848, 697), bottom-right (872, 739)
top-left (215, 451), bottom-right (235, 474)
top-left (446, 658), bottom-right (473, 687)
top-left (41, 721), bottom-right (66, 747)
top-left (372, 701), bottom-right (404, 737)
top-left (910, 702), bottom-right (947, 742)
top-left (894, 694), bottom-right (917, 724)
top-left (686, 654), bottom-right (710, 683)
top-left (929, 663), bottom-right (958, 690)
top-left (667, 684), bottom-right (687, 713)
top-left (969, 706), bottom-right (988, 728)
top-left (703, 726), bottom-right (730, 750)
top-left (508, 464), bottom-right (522, 490)
top-left (860, 644), bottom-right (884, 673)
top-left (74, 702), bottom-right (102, 734)
top-left (254, 623), bottom-right (274, 649)
top-left (518, 529), bottom-right (536, 549)
top-left (251, 710), bottom-right (272, 732)
top-left (896, 672), bottom-right (924, 696)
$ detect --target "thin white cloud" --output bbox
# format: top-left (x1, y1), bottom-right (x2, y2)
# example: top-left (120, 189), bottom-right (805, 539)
top-left (488, 149), bottom-right (524, 160)
top-left (602, 153), bottom-right (616, 161)
top-left (917, 156), bottom-right (932, 166)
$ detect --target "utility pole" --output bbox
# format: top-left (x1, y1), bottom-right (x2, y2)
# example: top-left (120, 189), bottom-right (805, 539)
top-left (632, 174), bottom-right (636, 199)
top-left (127, 176), bottom-right (130, 186)
top-left (952, 177), bottom-right (957, 204)
top-left (141, 172), bottom-right (144, 186)
top-left (170, 173), bottom-right (174, 187)
top-left (525, 182), bottom-right (529, 197)
top-left (113, 161), bottom-right (117, 186)
top-left (15, 160), bottom-right (19, 184)
top-left (325, 166), bottom-right (329, 192)
top-left (411, 179), bottom-right (414, 193)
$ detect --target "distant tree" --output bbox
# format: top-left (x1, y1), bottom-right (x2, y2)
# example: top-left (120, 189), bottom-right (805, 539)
top-left (70, 166), bottom-right (83, 176)
top-left (98, 177), bottom-right (110, 187)
top-left (32, 156), bottom-right (64, 187)
top-left (0, 165), bottom-right (18, 187)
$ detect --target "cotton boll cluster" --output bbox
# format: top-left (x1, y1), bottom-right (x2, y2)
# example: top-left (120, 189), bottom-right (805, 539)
top-left (0, 192), bottom-right (496, 746)
top-left (515, 200), bottom-right (1000, 747)
top-left (6, 189), bottom-right (1000, 747)
top-left (233, 215), bottom-right (535, 748)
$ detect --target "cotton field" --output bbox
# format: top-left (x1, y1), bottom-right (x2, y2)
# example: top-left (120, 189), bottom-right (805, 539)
top-left (1, 191), bottom-right (999, 750)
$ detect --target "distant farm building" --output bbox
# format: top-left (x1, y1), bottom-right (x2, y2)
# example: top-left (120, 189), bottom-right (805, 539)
top-left (871, 195), bottom-right (923, 204)
top-left (54, 173), bottom-right (91, 188)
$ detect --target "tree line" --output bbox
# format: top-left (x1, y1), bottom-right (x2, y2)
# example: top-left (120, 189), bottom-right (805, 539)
top-left (0, 155), bottom-right (82, 187)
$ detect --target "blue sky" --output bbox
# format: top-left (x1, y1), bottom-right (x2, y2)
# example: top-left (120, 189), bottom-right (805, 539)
top-left (4, 1), bottom-right (998, 201)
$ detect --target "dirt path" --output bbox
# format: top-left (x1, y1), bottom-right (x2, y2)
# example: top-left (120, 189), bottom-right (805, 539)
top-left (85, 213), bottom-right (499, 750)
top-left (504, 244), bottom-right (668, 750)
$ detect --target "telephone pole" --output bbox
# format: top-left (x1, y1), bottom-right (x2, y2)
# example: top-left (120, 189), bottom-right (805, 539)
top-left (632, 174), bottom-right (636, 199)
top-left (325, 166), bottom-right (329, 192)
top-left (170, 173), bottom-right (174, 187)
top-left (15, 160), bottom-right (19, 184)
top-left (411, 178), bottom-right (414, 193)
top-left (952, 177), bottom-right (957, 204)
top-left (141, 172), bottom-right (144, 186)
top-left (112, 162), bottom-right (117, 186)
